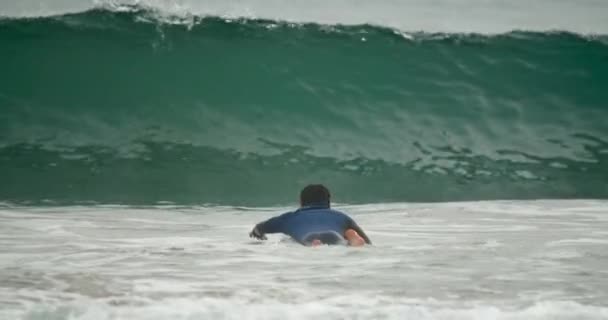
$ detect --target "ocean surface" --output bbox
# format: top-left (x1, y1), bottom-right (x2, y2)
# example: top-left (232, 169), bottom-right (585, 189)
top-left (1, 201), bottom-right (608, 319)
top-left (1, 0), bottom-right (608, 319)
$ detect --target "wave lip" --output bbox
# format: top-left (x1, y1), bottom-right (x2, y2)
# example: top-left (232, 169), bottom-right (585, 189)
top-left (2, 0), bottom-right (608, 34)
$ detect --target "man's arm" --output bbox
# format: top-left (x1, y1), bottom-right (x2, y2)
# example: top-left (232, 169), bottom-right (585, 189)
top-left (347, 219), bottom-right (372, 245)
top-left (249, 213), bottom-right (290, 240)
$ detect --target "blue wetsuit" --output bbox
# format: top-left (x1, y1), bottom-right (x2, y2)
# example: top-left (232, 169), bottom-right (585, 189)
top-left (255, 206), bottom-right (371, 245)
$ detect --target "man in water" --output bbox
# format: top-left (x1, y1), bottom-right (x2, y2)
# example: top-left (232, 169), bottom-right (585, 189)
top-left (249, 184), bottom-right (372, 246)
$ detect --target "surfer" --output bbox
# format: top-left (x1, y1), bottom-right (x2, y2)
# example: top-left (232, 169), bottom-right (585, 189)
top-left (249, 184), bottom-right (372, 246)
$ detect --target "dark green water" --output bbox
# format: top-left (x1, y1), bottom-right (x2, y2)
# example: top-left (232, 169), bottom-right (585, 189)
top-left (1, 9), bottom-right (607, 205)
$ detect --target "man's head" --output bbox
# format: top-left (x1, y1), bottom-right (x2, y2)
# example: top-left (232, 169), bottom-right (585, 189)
top-left (300, 184), bottom-right (331, 207)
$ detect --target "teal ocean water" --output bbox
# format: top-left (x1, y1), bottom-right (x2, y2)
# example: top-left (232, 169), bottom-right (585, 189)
top-left (1, 8), bottom-right (607, 205)
top-left (2, 4), bottom-right (608, 319)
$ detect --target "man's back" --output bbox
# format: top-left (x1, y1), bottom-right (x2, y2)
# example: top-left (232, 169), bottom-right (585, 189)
top-left (249, 184), bottom-right (371, 246)
top-left (272, 207), bottom-right (353, 242)
top-left (253, 206), bottom-right (370, 245)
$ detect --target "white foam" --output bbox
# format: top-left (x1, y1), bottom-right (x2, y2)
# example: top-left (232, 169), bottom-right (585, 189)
top-left (1, 200), bottom-right (608, 319)
top-left (19, 298), bottom-right (608, 320)
top-left (1, 0), bottom-right (608, 34)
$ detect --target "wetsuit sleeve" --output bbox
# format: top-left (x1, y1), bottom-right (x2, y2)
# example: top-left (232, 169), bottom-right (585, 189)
top-left (255, 212), bottom-right (290, 234)
top-left (346, 218), bottom-right (372, 245)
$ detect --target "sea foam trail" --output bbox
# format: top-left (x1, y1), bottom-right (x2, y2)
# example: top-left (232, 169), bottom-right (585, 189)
top-left (2, 0), bottom-right (608, 34)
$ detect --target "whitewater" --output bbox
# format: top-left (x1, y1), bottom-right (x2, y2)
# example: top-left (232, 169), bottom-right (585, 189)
top-left (1, 0), bottom-right (608, 319)
top-left (1, 201), bottom-right (608, 319)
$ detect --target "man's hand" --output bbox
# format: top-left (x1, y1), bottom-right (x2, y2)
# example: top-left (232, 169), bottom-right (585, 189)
top-left (249, 226), bottom-right (267, 240)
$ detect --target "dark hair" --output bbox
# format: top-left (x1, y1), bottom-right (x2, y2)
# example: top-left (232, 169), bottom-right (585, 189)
top-left (300, 184), bottom-right (331, 207)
